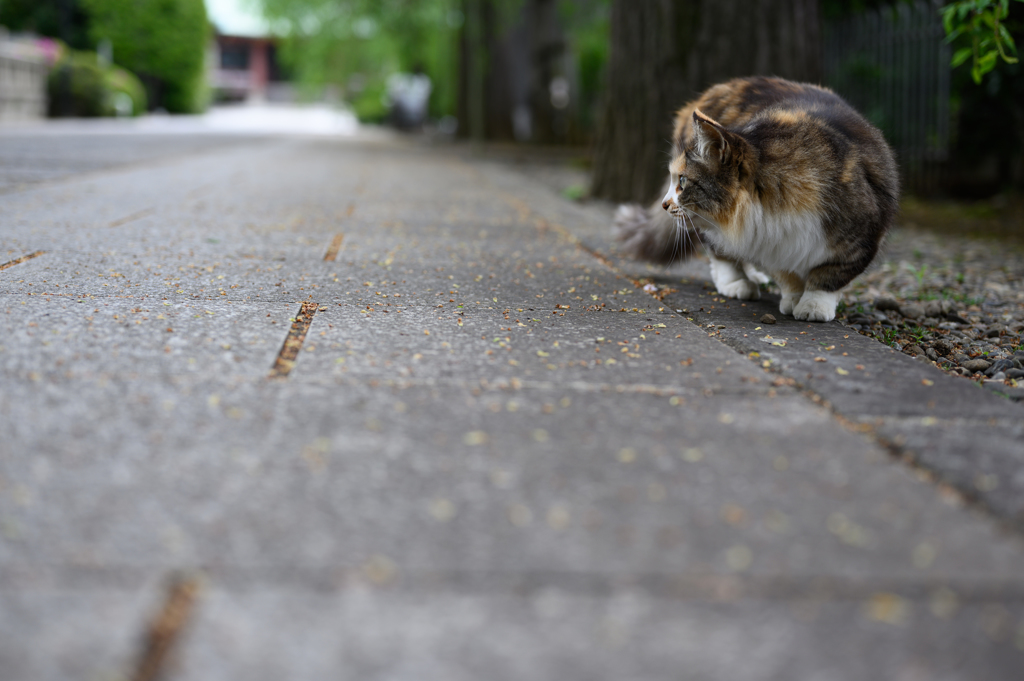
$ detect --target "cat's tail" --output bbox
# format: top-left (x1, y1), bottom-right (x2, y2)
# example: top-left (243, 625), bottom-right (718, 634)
top-left (613, 202), bottom-right (697, 265)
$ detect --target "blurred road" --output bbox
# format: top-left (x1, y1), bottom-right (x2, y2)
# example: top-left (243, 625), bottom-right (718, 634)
top-left (2, 117), bottom-right (1023, 680)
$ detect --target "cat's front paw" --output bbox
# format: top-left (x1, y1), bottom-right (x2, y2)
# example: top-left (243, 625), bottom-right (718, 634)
top-left (793, 291), bottom-right (839, 322)
top-left (717, 278), bottom-right (761, 300)
top-left (742, 263), bottom-right (772, 285)
top-left (779, 294), bottom-right (800, 315)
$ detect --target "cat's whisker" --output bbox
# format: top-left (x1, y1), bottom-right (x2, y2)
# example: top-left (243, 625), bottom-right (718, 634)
top-left (674, 216), bottom-right (684, 261)
top-left (681, 206), bottom-right (719, 230)
top-left (684, 214), bottom-right (711, 259)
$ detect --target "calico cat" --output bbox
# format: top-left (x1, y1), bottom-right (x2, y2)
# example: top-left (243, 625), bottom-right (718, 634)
top-left (615, 76), bottom-right (899, 322)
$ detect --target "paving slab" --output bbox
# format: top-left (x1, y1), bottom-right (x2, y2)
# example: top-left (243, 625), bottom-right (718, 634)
top-left (0, 584), bottom-right (161, 681)
top-left (292, 305), bottom-right (768, 393)
top-left (178, 587), bottom-right (1024, 681)
top-left (0, 131), bottom-right (259, 192)
top-left (0, 295), bottom-right (295, 380)
top-left (8, 374), bottom-right (1021, 578)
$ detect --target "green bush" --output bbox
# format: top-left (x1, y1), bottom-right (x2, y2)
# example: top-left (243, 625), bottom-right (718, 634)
top-left (351, 80), bottom-right (389, 124)
top-left (105, 65), bottom-right (147, 116)
top-left (47, 50), bottom-right (108, 117)
top-left (47, 49), bottom-right (147, 117)
top-left (82, 0), bottom-right (209, 113)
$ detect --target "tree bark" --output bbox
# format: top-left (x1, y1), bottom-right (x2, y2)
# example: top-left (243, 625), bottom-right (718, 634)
top-left (591, 0), bottom-right (822, 203)
top-left (459, 0), bottom-right (566, 143)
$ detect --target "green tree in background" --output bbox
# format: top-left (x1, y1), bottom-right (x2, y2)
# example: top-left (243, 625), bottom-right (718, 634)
top-left (254, 0), bottom-right (462, 120)
top-left (0, 0), bottom-right (93, 49)
top-left (81, 0), bottom-right (209, 113)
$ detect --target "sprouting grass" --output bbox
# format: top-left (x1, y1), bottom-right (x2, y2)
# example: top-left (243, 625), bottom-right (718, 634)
top-left (879, 327), bottom-right (900, 347)
top-left (937, 288), bottom-right (982, 306)
top-left (913, 264), bottom-right (928, 294)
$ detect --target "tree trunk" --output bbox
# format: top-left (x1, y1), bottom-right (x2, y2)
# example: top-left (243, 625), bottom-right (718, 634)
top-left (459, 0), bottom-right (566, 143)
top-left (591, 0), bottom-right (822, 203)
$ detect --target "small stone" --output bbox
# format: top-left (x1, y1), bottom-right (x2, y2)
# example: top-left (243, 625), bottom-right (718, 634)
top-left (925, 347), bottom-right (939, 361)
top-left (985, 327), bottom-right (1003, 339)
top-left (899, 303), bottom-right (925, 320)
top-left (990, 371), bottom-right (1007, 381)
top-left (962, 359), bottom-right (992, 373)
top-left (875, 297), bottom-right (900, 312)
top-left (1015, 351), bottom-right (1024, 360)
top-left (940, 300), bottom-right (954, 314)
top-left (946, 313), bottom-right (969, 324)
top-left (760, 314), bottom-right (777, 324)
top-left (1006, 368), bottom-right (1024, 380)
top-left (985, 359), bottom-right (1013, 376)
top-left (922, 317), bottom-right (941, 327)
top-left (904, 344), bottom-right (924, 357)
top-left (953, 353), bottom-right (971, 365)
top-left (924, 300), bottom-right (943, 317)
top-left (933, 339), bottom-right (953, 356)
top-left (1013, 359), bottom-right (1023, 370)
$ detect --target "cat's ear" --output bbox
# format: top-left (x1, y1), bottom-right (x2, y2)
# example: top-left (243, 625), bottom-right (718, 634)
top-left (692, 109), bottom-right (729, 162)
top-left (692, 109), bottom-right (750, 170)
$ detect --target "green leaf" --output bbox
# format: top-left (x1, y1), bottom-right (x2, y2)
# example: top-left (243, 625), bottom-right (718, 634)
top-left (978, 50), bottom-right (999, 73)
top-left (943, 5), bottom-right (957, 34)
top-left (951, 47), bottom-right (973, 66)
top-left (997, 24), bottom-right (1017, 54)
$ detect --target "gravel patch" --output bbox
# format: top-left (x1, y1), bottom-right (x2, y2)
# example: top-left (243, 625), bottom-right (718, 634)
top-left (837, 227), bottom-right (1024, 396)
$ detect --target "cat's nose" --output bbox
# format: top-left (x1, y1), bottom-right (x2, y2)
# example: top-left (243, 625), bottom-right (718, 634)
top-left (662, 199), bottom-right (672, 210)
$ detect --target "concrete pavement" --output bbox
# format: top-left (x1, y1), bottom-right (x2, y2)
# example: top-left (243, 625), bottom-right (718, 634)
top-left (1, 126), bottom-right (1023, 680)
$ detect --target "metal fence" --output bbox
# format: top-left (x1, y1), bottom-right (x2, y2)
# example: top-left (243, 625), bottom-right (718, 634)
top-left (823, 0), bottom-right (951, 195)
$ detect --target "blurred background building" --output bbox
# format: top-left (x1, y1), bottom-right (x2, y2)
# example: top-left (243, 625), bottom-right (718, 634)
top-left (0, 28), bottom-right (50, 120)
top-left (207, 0), bottom-right (294, 103)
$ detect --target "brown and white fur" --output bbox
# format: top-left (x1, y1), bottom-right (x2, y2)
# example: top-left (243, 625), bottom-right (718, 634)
top-left (615, 76), bottom-right (899, 322)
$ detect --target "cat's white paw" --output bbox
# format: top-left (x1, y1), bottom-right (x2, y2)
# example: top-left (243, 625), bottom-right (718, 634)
top-left (792, 290), bottom-right (839, 322)
top-left (742, 262), bottom-right (772, 285)
top-left (779, 293), bottom-right (800, 315)
top-left (718, 278), bottom-right (761, 300)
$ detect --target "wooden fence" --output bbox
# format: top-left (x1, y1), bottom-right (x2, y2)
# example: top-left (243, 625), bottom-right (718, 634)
top-left (823, 0), bottom-right (951, 195)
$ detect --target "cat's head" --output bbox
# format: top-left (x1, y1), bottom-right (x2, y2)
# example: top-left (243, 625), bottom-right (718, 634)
top-left (662, 109), bottom-right (755, 227)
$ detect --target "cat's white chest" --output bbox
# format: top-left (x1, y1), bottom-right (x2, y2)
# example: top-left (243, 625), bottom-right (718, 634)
top-left (712, 203), bottom-right (831, 277)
